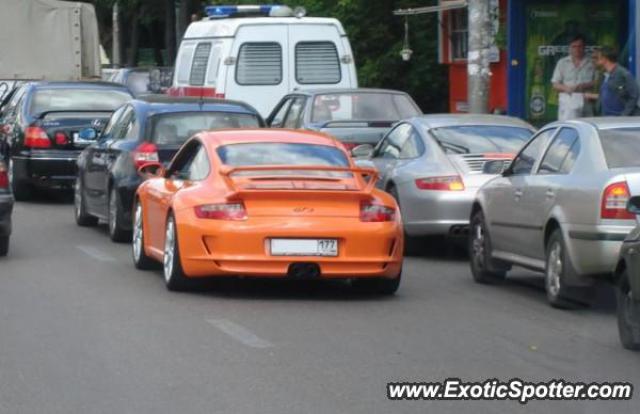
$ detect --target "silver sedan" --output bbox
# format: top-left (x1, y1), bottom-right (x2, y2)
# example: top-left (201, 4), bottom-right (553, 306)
top-left (470, 118), bottom-right (640, 308)
top-left (353, 114), bottom-right (535, 237)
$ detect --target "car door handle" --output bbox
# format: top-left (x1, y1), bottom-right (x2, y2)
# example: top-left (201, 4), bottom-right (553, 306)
top-left (514, 189), bottom-right (523, 198)
top-left (546, 189), bottom-right (555, 199)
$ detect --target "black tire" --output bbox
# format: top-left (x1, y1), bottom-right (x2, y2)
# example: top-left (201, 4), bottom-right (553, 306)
top-left (132, 200), bottom-right (157, 270)
top-left (163, 213), bottom-right (190, 291)
top-left (616, 269), bottom-right (640, 351)
top-left (353, 271), bottom-right (401, 295)
top-left (0, 235), bottom-right (8, 257)
top-left (544, 229), bottom-right (593, 309)
top-left (10, 159), bottom-right (31, 201)
top-left (74, 177), bottom-right (98, 227)
top-left (387, 185), bottom-right (400, 205)
top-left (108, 187), bottom-right (131, 243)
top-left (469, 210), bottom-right (506, 284)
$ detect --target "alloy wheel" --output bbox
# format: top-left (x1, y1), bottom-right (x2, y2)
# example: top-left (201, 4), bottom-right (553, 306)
top-left (472, 222), bottom-right (485, 270)
top-left (132, 204), bottom-right (143, 262)
top-left (546, 242), bottom-right (563, 297)
top-left (109, 189), bottom-right (117, 236)
top-left (74, 178), bottom-right (82, 219)
top-left (163, 218), bottom-right (175, 282)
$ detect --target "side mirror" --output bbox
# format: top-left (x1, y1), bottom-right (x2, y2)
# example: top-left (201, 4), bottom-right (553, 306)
top-left (627, 196), bottom-right (640, 215)
top-left (137, 162), bottom-right (165, 179)
top-left (351, 144), bottom-right (374, 158)
top-left (78, 128), bottom-right (98, 141)
top-left (483, 159), bottom-right (510, 175)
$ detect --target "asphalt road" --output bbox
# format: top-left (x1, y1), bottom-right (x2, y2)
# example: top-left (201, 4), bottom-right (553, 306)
top-left (0, 193), bottom-right (638, 414)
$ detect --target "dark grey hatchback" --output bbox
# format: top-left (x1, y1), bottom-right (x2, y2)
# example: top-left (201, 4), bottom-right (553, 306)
top-left (0, 159), bottom-right (13, 256)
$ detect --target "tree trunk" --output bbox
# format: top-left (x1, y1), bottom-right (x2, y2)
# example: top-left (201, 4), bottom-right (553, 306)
top-left (126, 8), bottom-right (141, 67)
top-left (467, 0), bottom-right (492, 114)
top-left (164, 0), bottom-right (177, 65)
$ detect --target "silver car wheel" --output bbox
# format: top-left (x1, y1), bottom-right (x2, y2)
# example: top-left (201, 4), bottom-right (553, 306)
top-left (74, 178), bottom-right (82, 219)
top-left (132, 204), bottom-right (143, 262)
top-left (8, 158), bottom-right (14, 186)
top-left (163, 218), bottom-right (175, 283)
top-left (472, 223), bottom-right (485, 269)
top-left (546, 242), bottom-right (563, 297)
top-left (109, 189), bottom-right (117, 235)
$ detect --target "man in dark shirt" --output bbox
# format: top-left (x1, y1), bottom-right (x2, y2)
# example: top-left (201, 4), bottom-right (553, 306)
top-left (592, 46), bottom-right (640, 116)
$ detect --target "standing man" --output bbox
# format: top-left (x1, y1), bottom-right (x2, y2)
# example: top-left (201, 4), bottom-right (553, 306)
top-left (551, 34), bottom-right (595, 120)
top-left (594, 46), bottom-right (640, 116)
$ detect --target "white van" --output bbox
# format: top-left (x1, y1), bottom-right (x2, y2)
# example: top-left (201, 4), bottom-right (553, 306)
top-left (169, 5), bottom-right (358, 117)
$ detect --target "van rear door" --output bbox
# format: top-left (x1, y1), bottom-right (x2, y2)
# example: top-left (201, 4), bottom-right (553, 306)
top-left (288, 24), bottom-right (355, 91)
top-left (225, 25), bottom-right (289, 117)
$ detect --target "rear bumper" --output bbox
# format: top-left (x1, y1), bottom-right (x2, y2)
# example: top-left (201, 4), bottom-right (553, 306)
top-left (400, 185), bottom-right (478, 236)
top-left (0, 194), bottom-right (14, 236)
top-left (13, 150), bottom-right (80, 188)
top-left (565, 223), bottom-right (634, 276)
top-left (171, 212), bottom-right (404, 279)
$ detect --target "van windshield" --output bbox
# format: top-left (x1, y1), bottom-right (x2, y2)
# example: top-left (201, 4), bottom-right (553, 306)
top-left (311, 92), bottom-right (421, 123)
top-left (151, 112), bottom-right (260, 145)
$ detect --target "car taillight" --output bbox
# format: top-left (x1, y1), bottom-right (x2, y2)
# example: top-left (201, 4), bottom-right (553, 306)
top-left (24, 127), bottom-right (51, 148)
top-left (133, 142), bottom-right (159, 168)
top-left (54, 131), bottom-right (69, 146)
top-left (195, 202), bottom-right (247, 220)
top-left (167, 86), bottom-right (224, 98)
top-left (0, 162), bottom-right (8, 189)
top-left (415, 176), bottom-right (465, 191)
top-left (601, 181), bottom-right (635, 220)
top-left (360, 202), bottom-right (395, 222)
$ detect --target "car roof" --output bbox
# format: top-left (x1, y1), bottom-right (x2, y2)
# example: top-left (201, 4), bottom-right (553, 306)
top-left (129, 96), bottom-right (262, 118)
top-left (291, 88), bottom-right (411, 96)
top-left (31, 81), bottom-right (130, 91)
top-left (557, 117), bottom-right (640, 130)
top-left (184, 17), bottom-right (346, 39)
top-left (197, 129), bottom-right (342, 148)
top-left (413, 114), bottom-right (536, 130)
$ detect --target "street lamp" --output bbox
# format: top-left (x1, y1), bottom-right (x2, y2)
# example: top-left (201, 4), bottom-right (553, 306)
top-left (400, 16), bottom-right (413, 62)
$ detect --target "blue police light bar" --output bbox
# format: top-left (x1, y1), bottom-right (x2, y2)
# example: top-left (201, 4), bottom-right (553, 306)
top-left (204, 5), bottom-right (285, 18)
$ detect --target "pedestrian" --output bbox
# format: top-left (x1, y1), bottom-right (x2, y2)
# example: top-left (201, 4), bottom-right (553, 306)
top-left (592, 46), bottom-right (640, 116)
top-left (583, 48), bottom-right (605, 117)
top-left (551, 34), bottom-right (595, 120)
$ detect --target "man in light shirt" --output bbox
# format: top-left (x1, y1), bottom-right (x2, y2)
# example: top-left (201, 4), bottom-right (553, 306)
top-left (551, 34), bottom-right (595, 120)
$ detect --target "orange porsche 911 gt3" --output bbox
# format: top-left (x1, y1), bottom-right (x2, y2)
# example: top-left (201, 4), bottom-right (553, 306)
top-left (132, 129), bottom-right (404, 293)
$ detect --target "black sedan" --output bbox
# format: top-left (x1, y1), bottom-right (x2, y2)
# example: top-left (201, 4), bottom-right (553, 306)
top-left (266, 88), bottom-right (422, 151)
top-left (0, 159), bottom-right (13, 256)
top-left (75, 95), bottom-right (263, 242)
top-left (614, 195), bottom-right (640, 351)
top-left (3, 81), bottom-right (133, 200)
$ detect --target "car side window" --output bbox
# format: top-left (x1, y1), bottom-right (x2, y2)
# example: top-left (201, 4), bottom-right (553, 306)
top-left (168, 141), bottom-right (201, 179)
top-left (269, 98), bottom-right (292, 128)
top-left (399, 127), bottom-right (424, 159)
top-left (101, 106), bottom-right (126, 138)
top-left (538, 128), bottom-right (580, 175)
top-left (186, 145), bottom-right (210, 181)
top-left (5, 86), bottom-right (27, 117)
top-left (122, 112), bottom-right (139, 141)
top-left (112, 106), bottom-right (134, 140)
top-left (283, 97), bottom-right (306, 129)
top-left (376, 123), bottom-right (411, 159)
top-left (510, 128), bottom-right (555, 175)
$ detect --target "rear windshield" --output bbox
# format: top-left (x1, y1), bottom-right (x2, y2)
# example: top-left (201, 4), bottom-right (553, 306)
top-left (311, 92), bottom-right (420, 123)
top-left (426, 125), bottom-right (533, 154)
top-left (599, 127), bottom-right (640, 168)
top-left (217, 143), bottom-right (349, 167)
top-left (151, 112), bottom-right (260, 145)
top-left (30, 88), bottom-right (131, 115)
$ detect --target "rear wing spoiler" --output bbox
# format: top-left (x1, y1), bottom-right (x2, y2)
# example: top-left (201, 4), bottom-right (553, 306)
top-left (219, 165), bottom-right (378, 198)
top-left (318, 120), bottom-right (396, 129)
top-left (35, 109), bottom-right (113, 120)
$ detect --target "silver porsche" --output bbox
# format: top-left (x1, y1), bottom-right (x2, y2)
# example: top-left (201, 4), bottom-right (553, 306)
top-left (353, 114), bottom-right (535, 237)
top-left (470, 117), bottom-right (640, 308)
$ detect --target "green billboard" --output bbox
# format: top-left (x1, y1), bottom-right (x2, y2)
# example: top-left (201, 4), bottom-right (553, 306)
top-left (525, 1), bottom-right (624, 124)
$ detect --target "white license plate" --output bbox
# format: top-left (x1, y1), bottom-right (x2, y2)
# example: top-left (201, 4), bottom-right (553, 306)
top-left (73, 132), bottom-right (90, 144)
top-left (270, 239), bottom-right (338, 257)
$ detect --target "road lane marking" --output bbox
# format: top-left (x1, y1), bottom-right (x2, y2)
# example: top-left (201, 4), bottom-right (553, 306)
top-left (76, 246), bottom-right (117, 262)
top-left (206, 318), bottom-right (274, 349)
